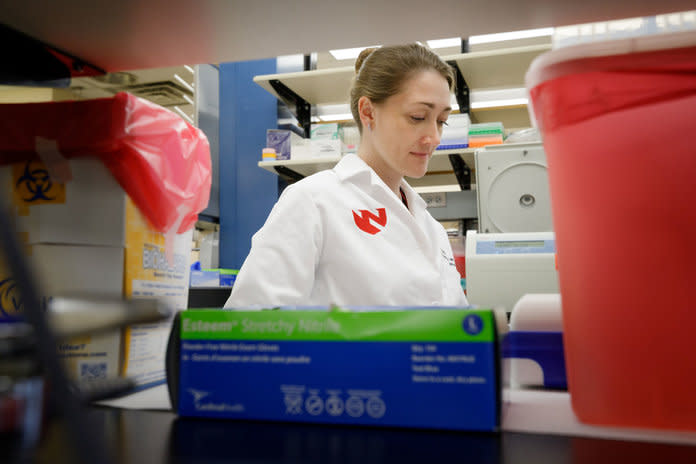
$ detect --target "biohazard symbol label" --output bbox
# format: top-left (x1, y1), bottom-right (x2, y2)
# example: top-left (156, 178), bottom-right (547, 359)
top-left (13, 161), bottom-right (65, 207)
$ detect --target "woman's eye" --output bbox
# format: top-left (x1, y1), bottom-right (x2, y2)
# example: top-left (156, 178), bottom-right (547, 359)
top-left (410, 116), bottom-right (425, 122)
top-left (438, 120), bottom-right (449, 127)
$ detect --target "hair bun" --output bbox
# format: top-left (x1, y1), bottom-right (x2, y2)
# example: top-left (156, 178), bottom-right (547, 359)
top-left (355, 47), bottom-right (378, 74)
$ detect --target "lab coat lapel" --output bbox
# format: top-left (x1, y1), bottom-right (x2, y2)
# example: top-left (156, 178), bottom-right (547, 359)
top-left (399, 180), bottom-right (438, 256)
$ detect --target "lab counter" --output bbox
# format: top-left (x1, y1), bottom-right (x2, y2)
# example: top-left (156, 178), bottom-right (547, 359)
top-left (30, 403), bottom-right (696, 464)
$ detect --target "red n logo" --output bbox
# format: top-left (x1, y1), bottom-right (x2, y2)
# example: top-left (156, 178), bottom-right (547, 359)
top-left (352, 208), bottom-right (387, 235)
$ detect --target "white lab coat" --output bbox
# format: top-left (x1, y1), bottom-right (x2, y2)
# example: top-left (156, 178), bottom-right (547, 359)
top-left (224, 153), bottom-right (468, 308)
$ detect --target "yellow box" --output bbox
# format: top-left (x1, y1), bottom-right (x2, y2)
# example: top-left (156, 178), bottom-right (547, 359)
top-left (121, 198), bottom-right (191, 387)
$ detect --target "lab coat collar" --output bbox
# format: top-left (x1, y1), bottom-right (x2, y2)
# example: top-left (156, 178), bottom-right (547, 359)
top-left (334, 154), bottom-right (427, 213)
top-left (333, 153), bottom-right (373, 183)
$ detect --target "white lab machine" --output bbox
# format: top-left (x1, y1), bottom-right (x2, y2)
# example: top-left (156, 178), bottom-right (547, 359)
top-left (475, 142), bottom-right (553, 233)
top-left (465, 230), bottom-right (559, 313)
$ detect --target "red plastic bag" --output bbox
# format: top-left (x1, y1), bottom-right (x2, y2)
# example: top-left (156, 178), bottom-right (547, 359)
top-left (0, 92), bottom-right (211, 233)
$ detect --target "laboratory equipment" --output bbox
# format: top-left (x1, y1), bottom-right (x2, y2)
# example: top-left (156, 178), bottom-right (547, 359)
top-left (465, 230), bottom-right (559, 313)
top-left (475, 142), bottom-right (552, 233)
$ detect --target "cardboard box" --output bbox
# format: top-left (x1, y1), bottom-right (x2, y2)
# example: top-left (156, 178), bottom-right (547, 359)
top-left (190, 269), bottom-right (220, 288)
top-left (189, 268), bottom-right (237, 288)
top-left (171, 308), bottom-right (499, 431)
top-left (266, 129), bottom-right (291, 160)
top-left (121, 199), bottom-right (192, 388)
top-left (1, 244), bottom-right (124, 381)
top-left (290, 136), bottom-right (312, 160)
top-left (1, 158), bottom-right (192, 388)
top-left (0, 158), bottom-right (125, 247)
top-left (310, 139), bottom-right (341, 157)
top-left (310, 123), bottom-right (339, 140)
top-left (219, 269), bottom-right (238, 287)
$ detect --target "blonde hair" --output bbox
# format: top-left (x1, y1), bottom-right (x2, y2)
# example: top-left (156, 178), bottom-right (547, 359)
top-left (350, 43), bottom-right (455, 133)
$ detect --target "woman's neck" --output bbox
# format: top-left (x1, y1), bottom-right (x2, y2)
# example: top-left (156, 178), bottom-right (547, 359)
top-left (357, 145), bottom-right (402, 198)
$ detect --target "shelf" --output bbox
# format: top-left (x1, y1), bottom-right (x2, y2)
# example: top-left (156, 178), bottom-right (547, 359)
top-left (253, 44), bottom-right (551, 130)
top-left (254, 67), bottom-right (354, 106)
top-left (258, 149), bottom-right (477, 190)
top-left (254, 46), bottom-right (550, 190)
top-left (255, 45), bottom-right (546, 103)
top-left (259, 155), bottom-right (343, 177)
top-left (441, 44), bottom-right (551, 90)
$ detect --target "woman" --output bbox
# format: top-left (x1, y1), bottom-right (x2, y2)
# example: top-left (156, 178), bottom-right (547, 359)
top-left (224, 43), bottom-right (468, 308)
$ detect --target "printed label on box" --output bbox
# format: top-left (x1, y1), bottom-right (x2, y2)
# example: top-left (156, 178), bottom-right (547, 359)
top-left (1, 243), bottom-right (126, 380)
top-left (310, 123), bottom-right (339, 140)
top-left (123, 198), bottom-right (191, 387)
top-left (176, 309), bottom-right (498, 431)
top-left (1, 158), bottom-right (125, 247)
top-left (0, 240), bottom-right (25, 322)
top-left (12, 161), bottom-right (66, 212)
top-left (0, 274), bottom-right (22, 322)
top-left (57, 332), bottom-right (122, 381)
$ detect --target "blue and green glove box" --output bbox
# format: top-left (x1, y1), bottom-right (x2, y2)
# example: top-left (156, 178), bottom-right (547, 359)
top-left (167, 308), bottom-right (500, 431)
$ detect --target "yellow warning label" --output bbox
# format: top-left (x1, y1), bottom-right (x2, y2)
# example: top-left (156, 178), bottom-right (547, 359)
top-left (12, 161), bottom-right (66, 214)
top-left (0, 232), bottom-right (31, 321)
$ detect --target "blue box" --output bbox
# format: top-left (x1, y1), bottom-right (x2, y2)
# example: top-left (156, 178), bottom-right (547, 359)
top-left (502, 331), bottom-right (567, 390)
top-left (189, 269), bottom-right (220, 288)
top-left (219, 269), bottom-right (238, 287)
top-left (266, 129), bottom-right (291, 160)
top-left (167, 308), bottom-right (500, 431)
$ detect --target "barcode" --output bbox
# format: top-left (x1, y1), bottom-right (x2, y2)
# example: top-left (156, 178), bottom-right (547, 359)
top-left (79, 362), bottom-right (108, 381)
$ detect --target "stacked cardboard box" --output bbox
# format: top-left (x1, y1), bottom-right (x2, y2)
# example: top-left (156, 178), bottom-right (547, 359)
top-left (0, 158), bottom-right (192, 388)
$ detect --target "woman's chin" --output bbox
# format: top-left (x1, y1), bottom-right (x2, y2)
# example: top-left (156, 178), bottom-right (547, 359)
top-left (402, 155), bottom-right (430, 179)
top-left (404, 168), bottom-right (428, 179)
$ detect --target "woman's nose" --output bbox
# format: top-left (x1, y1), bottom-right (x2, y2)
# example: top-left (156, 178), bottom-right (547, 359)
top-left (421, 122), bottom-right (441, 147)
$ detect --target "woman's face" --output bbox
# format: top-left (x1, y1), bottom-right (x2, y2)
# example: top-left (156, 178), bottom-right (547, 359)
top-left (371, 69), bottom-right (452, 181)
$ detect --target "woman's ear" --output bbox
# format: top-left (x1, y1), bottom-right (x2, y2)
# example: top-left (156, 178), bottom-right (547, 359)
top-left (358, 96), bottom-right (375, 131)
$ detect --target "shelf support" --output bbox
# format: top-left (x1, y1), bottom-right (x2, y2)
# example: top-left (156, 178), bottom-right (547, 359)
top-left (269, 79), bottom-right (311, 138)
top-left (273, 165), bottom-right (305, 183)
top-left (448, 154), bottom-right (472, 191)
top-left (447, 60), bottom-right (470, 117)
top-left (447, 48), bottom-right (472, 192)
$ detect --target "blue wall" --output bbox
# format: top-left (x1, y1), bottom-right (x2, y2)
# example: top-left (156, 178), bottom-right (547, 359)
top-left (219, 59), bottom-right (278, 269)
